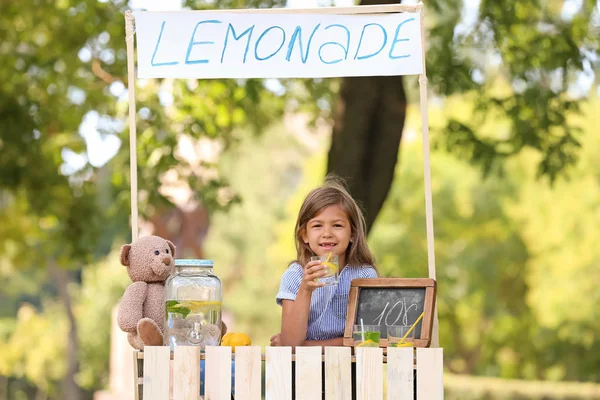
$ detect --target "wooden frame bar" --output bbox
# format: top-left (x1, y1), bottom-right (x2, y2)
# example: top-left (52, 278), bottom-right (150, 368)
top-left (145, 4), bottom-right (421, 15)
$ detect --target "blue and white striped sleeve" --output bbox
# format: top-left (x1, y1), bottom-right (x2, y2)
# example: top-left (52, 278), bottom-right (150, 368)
top-left (276, 263), bottom-right (303, 306)
top-left (360, 266), bottom-right (378, 279)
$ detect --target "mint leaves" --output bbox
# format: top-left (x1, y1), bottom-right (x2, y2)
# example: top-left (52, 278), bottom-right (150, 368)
top-left (363, 331), bottom-right (381, 343)
top-left (166, 300), bottom-right (191, 319)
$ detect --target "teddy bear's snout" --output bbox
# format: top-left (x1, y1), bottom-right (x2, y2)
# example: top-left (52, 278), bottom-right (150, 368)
top-left (162, 256), bottom-right (172, 265)
top-left (150, 261), bottom-right (171, 279)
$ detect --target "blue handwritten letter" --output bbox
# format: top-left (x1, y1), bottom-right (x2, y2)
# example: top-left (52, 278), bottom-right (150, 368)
top-left (318, 24), bottom-right (350, 65)
top-left (254, 26), bottom-right (286, 61)
top-left (353, 23), bottom-right (388, 60)
top-left (151, 21), bottom-right (178, 67)
top-left (221, 23), bottom-right (255, 63)
top-left (285, 24), bottom-right (321, 63)
top-left (185, 20), bottom-right (223, 65)
top-left (389, 18), bottom-right (414, 59)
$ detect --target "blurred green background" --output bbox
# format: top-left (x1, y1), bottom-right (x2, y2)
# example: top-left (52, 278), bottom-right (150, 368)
top-left (1, 0), bottom-right (599, 399)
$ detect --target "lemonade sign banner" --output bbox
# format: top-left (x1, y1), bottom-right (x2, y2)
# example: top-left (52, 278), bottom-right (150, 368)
top-left (133, 11), bottom-right (423, 79)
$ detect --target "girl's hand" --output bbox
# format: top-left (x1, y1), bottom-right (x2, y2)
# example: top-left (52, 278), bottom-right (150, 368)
top-left (270, 333), bottom-right (282, 346)
top-left (300, 260), bottom-right (328, 292)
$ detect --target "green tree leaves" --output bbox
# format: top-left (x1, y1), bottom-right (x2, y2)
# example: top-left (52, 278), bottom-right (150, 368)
top-left (428, 0), bottom-right (598, 182)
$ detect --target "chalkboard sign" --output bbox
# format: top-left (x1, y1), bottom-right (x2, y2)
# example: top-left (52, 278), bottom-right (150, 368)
top-left (343, 278), bottom-right (436, 348)
top-left (356, 287), bottom-right (426, 339)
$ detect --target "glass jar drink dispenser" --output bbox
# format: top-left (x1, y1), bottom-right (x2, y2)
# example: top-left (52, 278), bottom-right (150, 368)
top-left (164, 259), bottom-right (222, 351)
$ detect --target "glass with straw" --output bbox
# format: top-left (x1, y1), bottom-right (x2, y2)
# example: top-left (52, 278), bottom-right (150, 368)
top-left (387, 325), bottom-right (415, 347)
top-left (387, 311), bottom-right (424, 348)
top-left (353, 319), bottom-right (380, 347)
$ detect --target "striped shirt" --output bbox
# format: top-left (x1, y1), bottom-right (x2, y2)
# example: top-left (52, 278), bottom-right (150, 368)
top-left (276, 263), bottom-right (378, 340)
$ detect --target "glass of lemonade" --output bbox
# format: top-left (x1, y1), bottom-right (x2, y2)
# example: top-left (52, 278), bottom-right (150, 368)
top-left (387, 325), bottom-right (415, 348)
top-left (311, 254), bottom-right (339, 286)
top-left (353, 324), bottom-right (381, 347)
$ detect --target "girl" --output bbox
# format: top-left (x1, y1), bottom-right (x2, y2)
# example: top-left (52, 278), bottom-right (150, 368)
top-left (271, 176), bottom-right (378, 347)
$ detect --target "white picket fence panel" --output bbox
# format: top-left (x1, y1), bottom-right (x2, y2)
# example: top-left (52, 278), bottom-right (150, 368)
top-left (137, 346), bottom-right (443, 400)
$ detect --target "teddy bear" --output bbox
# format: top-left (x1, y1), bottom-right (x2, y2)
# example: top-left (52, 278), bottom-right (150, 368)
top-left (117, 235), bottom-right (175, 350)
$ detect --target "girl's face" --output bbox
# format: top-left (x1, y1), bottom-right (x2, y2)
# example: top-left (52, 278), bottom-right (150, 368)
top-left (301, 204), bottom-right (352, 262)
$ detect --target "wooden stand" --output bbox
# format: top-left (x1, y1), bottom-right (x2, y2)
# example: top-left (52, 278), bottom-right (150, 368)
top-left (133, 346), bottom-right (443, 400)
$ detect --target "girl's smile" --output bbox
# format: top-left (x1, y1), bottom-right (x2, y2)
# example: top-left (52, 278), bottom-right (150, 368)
top-left (319, 242), bottom-right (337, 251)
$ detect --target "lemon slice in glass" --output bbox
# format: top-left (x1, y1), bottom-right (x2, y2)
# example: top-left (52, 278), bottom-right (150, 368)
top-left (322, 261), bottom-right (338, 273)
top-left (356, 339), bottom-right (379, 348)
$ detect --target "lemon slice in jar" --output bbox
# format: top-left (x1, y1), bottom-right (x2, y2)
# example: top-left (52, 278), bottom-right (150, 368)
top-left (172, 300), bottom-right (221, 313)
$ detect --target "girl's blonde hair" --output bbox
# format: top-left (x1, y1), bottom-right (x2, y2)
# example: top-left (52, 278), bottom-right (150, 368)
top-left (294, 175), bottom-right (377, 273)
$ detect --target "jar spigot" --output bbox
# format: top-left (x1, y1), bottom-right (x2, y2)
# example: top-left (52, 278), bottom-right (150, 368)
top-left (187, 322), bottom-right (203, 345)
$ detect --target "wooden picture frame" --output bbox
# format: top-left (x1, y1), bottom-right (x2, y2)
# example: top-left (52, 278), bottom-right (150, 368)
top-left (343, 278), bottom-right (436, 348)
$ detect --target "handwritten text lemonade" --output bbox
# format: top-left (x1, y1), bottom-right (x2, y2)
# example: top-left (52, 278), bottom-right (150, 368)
top-left (134, 12), bottom-right (423, 78)
top-left (151, 18), bottom-right (415, 66)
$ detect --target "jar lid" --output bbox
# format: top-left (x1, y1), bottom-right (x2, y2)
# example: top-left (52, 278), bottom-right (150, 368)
top-left (174, 259), bottom-right (214, 268)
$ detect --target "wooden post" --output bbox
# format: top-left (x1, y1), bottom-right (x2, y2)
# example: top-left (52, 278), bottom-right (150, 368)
top-left (416, 1), bottom-right (440, 349)
top-left (124, 10), bottom-right (138, 241)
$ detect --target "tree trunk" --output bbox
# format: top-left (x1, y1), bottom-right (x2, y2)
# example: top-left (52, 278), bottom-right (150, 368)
top-left (0, 376), bottom-right (7, 400)
top-left (327, 0), bottom-right (407, 234)
top-left (150, 205), bottom-right (210, 258)
top-left (50, 264), bottom-right (82, 400)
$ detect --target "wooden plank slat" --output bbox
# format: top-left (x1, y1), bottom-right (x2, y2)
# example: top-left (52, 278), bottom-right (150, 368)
top-left (356, 347), bottom-right (383, 400)
top-left (416, 348), bottom-right (444, 400)
top-left (350, 278), bottom-right (436, 288)
top-left (235, 346), bottom-right (262, 400)
top-left (295, 346), bottom-right (322, 400)
top-left (387, 347), bottom-right (413, 400)
top-left (142, 346), bottom-right (170, 400)
top-left (265, 346), bottom-right (292, 400)
top-left (172, 346), bottom-right (200, 400)
top-left (205, 346), bottom-right (232, 400)
top-left (325, 346), bottom-right (352, 400)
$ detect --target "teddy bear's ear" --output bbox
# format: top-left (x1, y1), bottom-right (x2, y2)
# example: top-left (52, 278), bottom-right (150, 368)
top-left (120, 244), bottom-right (132, 266)
top-left (166, 240), bottom-right (176, 258)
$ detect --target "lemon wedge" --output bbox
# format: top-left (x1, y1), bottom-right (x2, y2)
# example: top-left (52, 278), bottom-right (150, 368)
top-left (322, 261), bottom-right (338, 273)
top-left (388, 342), bottom-right (413, 348)
top-left (356, 339), bottom-right (379, 348)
